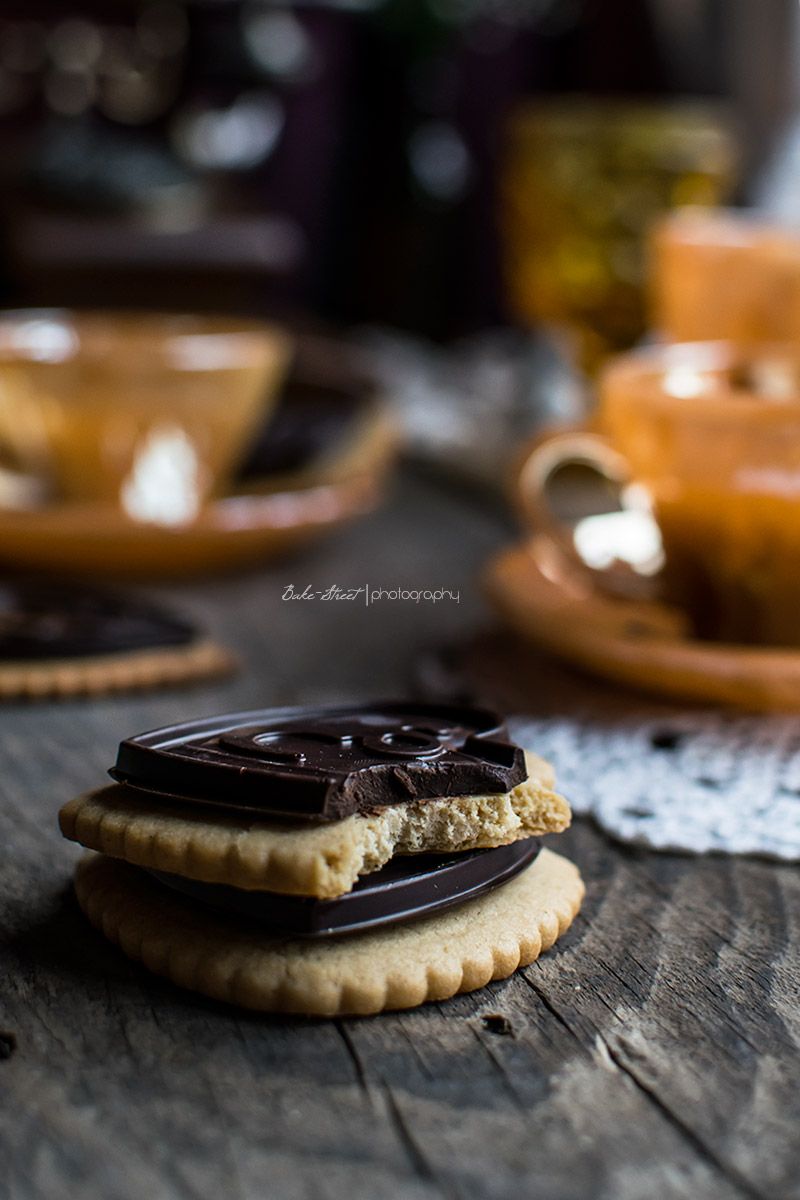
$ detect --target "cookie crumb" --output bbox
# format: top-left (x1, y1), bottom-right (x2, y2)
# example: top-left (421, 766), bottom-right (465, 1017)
top-left (481, 1014), bottom-right (514, 1037)
top-left (0, 1031), bottom-right (17, 1059)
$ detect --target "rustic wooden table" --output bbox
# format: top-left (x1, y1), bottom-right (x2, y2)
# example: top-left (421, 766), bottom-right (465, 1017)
top-left (3, 471), bottom-right (798, 1200)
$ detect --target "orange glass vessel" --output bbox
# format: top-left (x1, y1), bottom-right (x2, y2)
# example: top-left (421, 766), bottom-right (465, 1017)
top-left (500, 100), bottom-right (737, 371)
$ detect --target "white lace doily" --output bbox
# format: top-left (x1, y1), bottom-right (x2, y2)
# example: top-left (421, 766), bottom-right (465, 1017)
top-left (510, 712), bottom-right (800, 859)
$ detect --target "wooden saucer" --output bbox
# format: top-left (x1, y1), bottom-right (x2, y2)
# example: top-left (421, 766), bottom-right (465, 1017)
top-left (484, 538), bottom-right (800, 710)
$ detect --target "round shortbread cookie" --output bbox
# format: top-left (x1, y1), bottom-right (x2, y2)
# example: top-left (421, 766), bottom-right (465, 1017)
top-left (72, 847), bottom-right (584, 1015)
top-left (0, 638), bottom-right (235, 699)
top-left (59, 753), bottom-right (570, 899)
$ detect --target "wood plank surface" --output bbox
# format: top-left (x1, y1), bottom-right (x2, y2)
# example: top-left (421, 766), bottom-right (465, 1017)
top-left (1, 473), bottom-right (798, 1200)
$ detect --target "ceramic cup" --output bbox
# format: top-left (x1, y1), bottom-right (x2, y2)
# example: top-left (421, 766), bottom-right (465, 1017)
top-left (0, 310), bottom-right (291, 524)
top-left (517, 341), bottom-right (800, 646)
top-left (650, 208), bottom-right (800, 344)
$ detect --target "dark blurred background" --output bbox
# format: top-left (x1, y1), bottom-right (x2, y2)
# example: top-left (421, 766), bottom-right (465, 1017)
top-left (0, 0), bottom-right (796, 341)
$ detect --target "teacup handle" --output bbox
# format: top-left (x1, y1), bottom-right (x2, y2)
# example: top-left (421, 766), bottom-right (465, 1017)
top-left (515, 429), bottom-right (661, 599)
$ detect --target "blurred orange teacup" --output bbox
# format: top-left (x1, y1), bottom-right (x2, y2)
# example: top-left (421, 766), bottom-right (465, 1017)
top-left (518, 341), bottom-right (800, 646)
top-left (0, 310), bottom-right (291, 524)
top-left (650, 208), bottom-right (800, 344)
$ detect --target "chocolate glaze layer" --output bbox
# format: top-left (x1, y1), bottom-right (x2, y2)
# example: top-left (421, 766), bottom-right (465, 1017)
top-left (0, 579), bottom-right (196, 660)
top-left (111, 702), bottom-right (527, 823)
top-left (149, 839), bottom-right (541, 938)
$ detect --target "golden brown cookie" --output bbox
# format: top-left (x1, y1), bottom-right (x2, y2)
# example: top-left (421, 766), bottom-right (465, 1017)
top-left (0, 579), bottom-right (235, 699)
top-left (60, 755), bottom-right (570, 899)
top-left (0, 637), bottom-right (235, 699)
top-left (73, 847), bottom-right (584, 1015)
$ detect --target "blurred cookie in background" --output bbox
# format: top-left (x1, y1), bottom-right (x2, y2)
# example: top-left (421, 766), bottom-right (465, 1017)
top-left (0, 577), bottom-right (235, 698)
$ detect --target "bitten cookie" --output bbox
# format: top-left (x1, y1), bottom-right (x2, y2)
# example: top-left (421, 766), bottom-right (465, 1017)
top-left (60, 701), bottom-right (583, 1014)
top-left (73, 847), bottom-right (583, 1015)
top-left (60, 754), bottom-right (569, 897)
top-left (0, 578), bottom-right (234, 698)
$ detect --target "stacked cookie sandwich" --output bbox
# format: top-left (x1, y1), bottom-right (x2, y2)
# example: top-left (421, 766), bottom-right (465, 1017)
top-left (59, 702), bottom-right (583, 1015)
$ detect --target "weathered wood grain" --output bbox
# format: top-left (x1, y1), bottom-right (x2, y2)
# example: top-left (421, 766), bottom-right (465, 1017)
top-left (1, 474), bottom-right (798, 1200)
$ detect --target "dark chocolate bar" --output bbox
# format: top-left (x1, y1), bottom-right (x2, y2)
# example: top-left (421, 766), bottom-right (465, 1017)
top-left (0, 579), bottom-right (196, 660)
top-left (149, 838), bottom-right (541, 938)
top-left (111, 701), bottom-right (527, 823)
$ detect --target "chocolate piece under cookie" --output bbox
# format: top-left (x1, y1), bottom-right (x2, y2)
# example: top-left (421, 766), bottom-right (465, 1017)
top-left (0, 579), bottom-right (196, 660)
top-left (111, 702), bottom-right (527, 822)
top-left (149, 839), bottom-right (541, 938)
